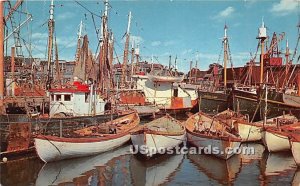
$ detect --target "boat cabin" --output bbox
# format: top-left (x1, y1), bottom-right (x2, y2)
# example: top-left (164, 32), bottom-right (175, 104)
top-left (132, 75), bottom-right (192, 111)
top-left (49, 81), bottom-right (106, 117)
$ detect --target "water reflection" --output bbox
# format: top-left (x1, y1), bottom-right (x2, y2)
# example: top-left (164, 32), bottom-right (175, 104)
top-left (130, 154), bottom-right (184, 186)
top-left (260, 151), bottom-right (298, 185)
top-left (293, 169), bottom-right (300, 186)
top-left (240, 143), bottom-right (265, 164)
top-left (35, 145), bottom-right (131, 186)
top-left (188, 153), bottom-right (242, 185)
top-left (0, 156), bottom-right (43, 186)
top-left (1, 143), bottom-right (300, 185)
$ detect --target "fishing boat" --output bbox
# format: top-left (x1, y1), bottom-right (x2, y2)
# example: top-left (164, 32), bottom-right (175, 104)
top-left (263, 123), bottom-right (300, 152)
top-left (290, 133), bottom-right (300, 166)
top-left (198, 25), bottom-right (232, 115)
top-left (34, 112), bottom-right (139, 162)
top-left (130, 115), bottom-right (185, 157)
top-left (133, 72), bottom-right (193, 114)
top-left (185, 112), bottom-right (242, 159)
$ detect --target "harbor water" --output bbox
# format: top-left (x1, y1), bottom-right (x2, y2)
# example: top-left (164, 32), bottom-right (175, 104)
top-left (1, 143), bottom-right (299, 186)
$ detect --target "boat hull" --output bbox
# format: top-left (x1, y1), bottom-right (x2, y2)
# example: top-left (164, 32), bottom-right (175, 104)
top-left (263, 129), bottom-right (290, 152)
top-left (35, 134), bottom-right (130, 163)
top-left (186, 132), bottom-right (241, 160)
top-left (130, 133), bottom-right (185, 157)
top-left (234, 121), bottom-right (262, 142)
top-left (291, 140), bottom-right (300, 166)
top-left (198, 91), bottom-right (230, 114)
top-left (260, 90), bottom-right (300, 119)
top-left (232, 89), bottom-right (260, 121)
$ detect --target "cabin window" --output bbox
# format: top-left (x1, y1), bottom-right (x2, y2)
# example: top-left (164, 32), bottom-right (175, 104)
top-left (64, 95), bottom-right (71, 101)
top-left (174, 88), bottom-right (178, 97)
top-left (85, 93), bottom-right (89, 103)
top-left (56, 95), bottom-right (62, 101)
top-left (51, 94), bottom-right (54, 101)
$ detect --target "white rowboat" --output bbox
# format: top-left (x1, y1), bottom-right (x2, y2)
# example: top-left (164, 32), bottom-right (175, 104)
top-left (35, 112), bottom-right (139, 162)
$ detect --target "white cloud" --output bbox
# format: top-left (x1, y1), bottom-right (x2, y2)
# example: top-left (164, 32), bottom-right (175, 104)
top-left (270, 0), bottom-right (298, 16)
top-left (151, 41), bottom-right (161, 47)
top-left (212, 6), bottom-right (235, 20)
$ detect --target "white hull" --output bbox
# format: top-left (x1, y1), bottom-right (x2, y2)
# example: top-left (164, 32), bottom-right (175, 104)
top-left (35, 135), bottom-right (130, 162)
top-left (131, 133), bottom-right (185, 157)
top-left (263, 130), bottom-right (290, 152)
top-left (186, 133), bottom-right (241, 160)
top-left (235, 122), bottom-right (262, 142)
top-left (291, 140), bottom-right (300, 166)
top-left (283, 93), bottom-right (300, 107)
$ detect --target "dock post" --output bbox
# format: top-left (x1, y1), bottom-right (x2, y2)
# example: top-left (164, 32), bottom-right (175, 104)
top-left (59, 120), bottom-right (62, 137)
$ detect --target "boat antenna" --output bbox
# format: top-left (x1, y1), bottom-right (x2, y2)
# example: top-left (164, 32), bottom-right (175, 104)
top-left (223, 23), bottom-right (228, 91)
top-left (121, 11), bottom-right (132, 88)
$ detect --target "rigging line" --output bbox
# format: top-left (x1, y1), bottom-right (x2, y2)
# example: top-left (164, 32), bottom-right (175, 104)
top-left (91, 14), bottom-right (100, 41)
top-left (74, 0), bottom-right (101, 18)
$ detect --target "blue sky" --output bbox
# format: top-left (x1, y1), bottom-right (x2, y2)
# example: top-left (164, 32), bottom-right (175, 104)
top-left (5, 0), bottom-right (299, 72)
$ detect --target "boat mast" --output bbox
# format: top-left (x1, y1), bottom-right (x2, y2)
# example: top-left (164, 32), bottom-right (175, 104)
top-left (257, 19), bottom-right (267, 85)
top-left (121, 11), bottom-right (132, 87)
top-left (75, 20), bottom-right (84, 62)
top-left (54, 37), bottom-right (61, 88)
top-left (263, 71), bottom-right (268, 127)
top-left (135, 44), bottom-right (140, 74)
top-left (189, 61), bottom-right (193, 83)
top-left (46, 0), bottom-right (55, 89)
top-left (0, 0), bottom-right (4, 113)
top-left (223, 24), bottom-right (228, 90)
top-left (99, 0), bottom-right (109, 93)
top-left (130, 41), bottom-right (135, 86)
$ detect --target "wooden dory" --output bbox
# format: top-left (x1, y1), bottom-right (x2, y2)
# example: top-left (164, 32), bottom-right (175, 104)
top-left (290, 133), bottom-right (300, 166)
top-left (234, 114), bottom-right (298, 142)
top-left (185, 112), bottom-right (242, 160)
top-left (34, 112), bottom-right (140, 162)
top-left (263, 123), bottom-right (300, 152)
top-left (130, 115), bottom-right (185, 157)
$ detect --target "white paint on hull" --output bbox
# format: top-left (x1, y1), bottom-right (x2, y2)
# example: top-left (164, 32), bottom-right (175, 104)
top-left (35, 135), bottom-right (130, 162)
top-left (263, 131), bottom-right (290, 152)
top-left (130, 133), bottom-right (185, 157)
top-left (291, 140), bottom-right (300, 166)
top-left (236, 123), bottom-right (262, 142)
